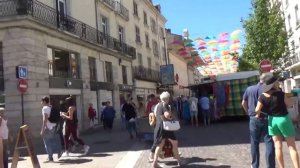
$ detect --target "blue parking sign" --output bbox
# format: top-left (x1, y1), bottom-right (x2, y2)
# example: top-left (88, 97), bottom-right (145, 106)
top-left (16, 66), bottom-right (28, 79)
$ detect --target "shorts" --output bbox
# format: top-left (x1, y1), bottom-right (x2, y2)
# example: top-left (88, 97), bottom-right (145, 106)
top-left (268, 115), bottom-right (295, 137)
top-left (190, 110), bottom-right (198, 117)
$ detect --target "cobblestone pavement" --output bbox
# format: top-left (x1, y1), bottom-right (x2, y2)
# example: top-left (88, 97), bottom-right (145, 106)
top-left (8, 120), bottom-right (300, 168)
top-left (134, 120), bottom-right (300, 168)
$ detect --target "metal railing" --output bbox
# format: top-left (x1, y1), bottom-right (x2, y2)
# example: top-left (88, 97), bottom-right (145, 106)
top-left (133, 66), bottom-right (159, 82)
top-left (103, 0), bottom-right (115, 9)
top-left (0, 0), bottom-right (136, 58)
top-left (115, 1), bottom-right (129, 20)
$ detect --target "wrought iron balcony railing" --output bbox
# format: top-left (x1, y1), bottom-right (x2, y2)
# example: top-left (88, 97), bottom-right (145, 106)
top-left (115, 1), bottom-right (129, 20)
top-left (133, 66), bottom-right (159, 82)
top-left (0, 0), bottom-right (136, 58)
top-left (103, 0), bottom-right (115, 10)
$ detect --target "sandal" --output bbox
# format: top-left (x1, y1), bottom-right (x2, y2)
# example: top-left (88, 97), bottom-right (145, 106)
top-left (148, 156), bottom-right (154, 163)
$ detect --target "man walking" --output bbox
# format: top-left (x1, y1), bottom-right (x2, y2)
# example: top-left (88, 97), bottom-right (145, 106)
top-left (40, 96), bottom-right (62, 162)
top-left (242, 74), bottom-right (275, 168)
top-left (199, 94), bottom-right (210, 127)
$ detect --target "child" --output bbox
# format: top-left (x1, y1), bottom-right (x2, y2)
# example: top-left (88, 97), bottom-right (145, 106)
top-left (0, 107), bottom-right (8, 168)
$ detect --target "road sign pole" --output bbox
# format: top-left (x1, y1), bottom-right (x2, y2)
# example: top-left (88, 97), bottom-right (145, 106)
top-left (21, 93), bottom-right (24, 125)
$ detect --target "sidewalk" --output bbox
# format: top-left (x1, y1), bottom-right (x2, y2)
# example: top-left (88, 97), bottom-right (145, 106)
top-left (8, 123), bottom-right (147, 168)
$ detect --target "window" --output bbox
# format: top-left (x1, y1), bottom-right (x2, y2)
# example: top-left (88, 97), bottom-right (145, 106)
top-left (0, 43), bottom-right (3, 91)
top-left (88, 57), bottom-right (97, 81)
top-left (47, 47), bottom-right (80, 79)
top-left (143, 11), bottom-right (148, 25)
top-left (152, 40), bottom-right (158, 56)
top-left (133, 2), bottom-right (138, 16)
top-left (135, 26), bottom-right (141, 43)
top-left (159, 27), bottom-right (164, 39)
top-left (138, 53), bottom-right (143, 65)
top-left (150, 18), bottom-right (157, 34)
top-left (296, 5), bottom-right (299, 26)
top-left (291, 40), bottom-right (295, 54)
top-left (145, 34), bottom-right (150, 48)
top-left (118, 26), bottom-right (124, 43)
top-left (148, 57), bottom-right (152, 69)
top-left (102, 17), bottom-right (109, 35)
top-left (288, 14), bottom-right (291, 31)
top-left (122, 66), bottom-right (128, 84)
top-left (105, 61), bottom-right (113, 83)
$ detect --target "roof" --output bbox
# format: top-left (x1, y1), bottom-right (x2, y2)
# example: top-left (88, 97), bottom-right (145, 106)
top-left (216, 71), bottom-right (259, 81)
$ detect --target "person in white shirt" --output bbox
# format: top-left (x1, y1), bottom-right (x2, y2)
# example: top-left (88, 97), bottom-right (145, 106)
top-left (189, 95), bottom-right (199, 127)
top-left (40, 96), bottom-right (62, 162)
top-left (0, 107), bottom-right (8, 168)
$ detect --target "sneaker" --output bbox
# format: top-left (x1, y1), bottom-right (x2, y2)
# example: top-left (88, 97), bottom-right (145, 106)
top-left (62, 151), bottom-right (69, 157)
top-left (83, 145), bottom-right (90, 155)
top-left (43, 158), bottom-right (54, 163)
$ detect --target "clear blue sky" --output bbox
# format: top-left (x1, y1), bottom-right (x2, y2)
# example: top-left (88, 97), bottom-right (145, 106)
top-left (153, 0), bottom-right (252, 42)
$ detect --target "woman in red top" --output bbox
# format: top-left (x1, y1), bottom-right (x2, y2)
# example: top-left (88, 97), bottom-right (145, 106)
top-left (88, 103), bottom-right (96, 128)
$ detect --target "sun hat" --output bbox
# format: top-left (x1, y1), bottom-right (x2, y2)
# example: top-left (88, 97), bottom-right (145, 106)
top-left (262, 77), bottom-right (278, 93)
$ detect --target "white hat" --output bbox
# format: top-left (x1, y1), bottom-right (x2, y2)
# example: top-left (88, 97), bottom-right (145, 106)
top-left (262, 77), bottom-right (278, 93)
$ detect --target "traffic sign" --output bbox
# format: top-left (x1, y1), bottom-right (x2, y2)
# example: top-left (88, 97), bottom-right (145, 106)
top-left (16, 66), bottom-right (28, 79)
top-left (259, 60), bottom-right (272, 73)
top-left (18, 79), bottom-right (28, 93)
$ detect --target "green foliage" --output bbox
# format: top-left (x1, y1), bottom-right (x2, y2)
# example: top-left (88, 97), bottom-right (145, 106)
top-left (241, 0), bottom-right (288, 72)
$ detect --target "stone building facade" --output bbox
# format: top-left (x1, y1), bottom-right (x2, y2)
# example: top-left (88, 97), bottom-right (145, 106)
top-left (0, 0), bottom-right (137, 135)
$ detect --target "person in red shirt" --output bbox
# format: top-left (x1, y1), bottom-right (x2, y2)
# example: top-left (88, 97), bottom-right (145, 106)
top-left (88, 103), bottom-right (96, 128)
top-left (145, 94), bottom-right (158, 116)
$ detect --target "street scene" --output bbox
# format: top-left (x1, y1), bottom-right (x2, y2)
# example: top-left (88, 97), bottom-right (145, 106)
top-left (0, 0), bottom-right (300, 167)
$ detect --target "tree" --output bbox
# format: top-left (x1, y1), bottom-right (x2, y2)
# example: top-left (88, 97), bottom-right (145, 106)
top-left (241, 0), bottom-right (289, 72)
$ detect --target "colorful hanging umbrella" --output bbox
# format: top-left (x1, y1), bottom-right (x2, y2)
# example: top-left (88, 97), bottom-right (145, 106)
top-left (197, 41), bottom-right (206, 46)
top-left (207, 40), bottom-right (217, 45)
top-left (231, 29), bottom-right (242, 36)
top-left (195, 37), bottom-right (204, 41)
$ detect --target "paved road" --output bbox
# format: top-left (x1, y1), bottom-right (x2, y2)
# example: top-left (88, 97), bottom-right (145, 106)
top-left (8, 120), bottom-right (300, 168)
top-left (134, 120), bottom-right (300, 168)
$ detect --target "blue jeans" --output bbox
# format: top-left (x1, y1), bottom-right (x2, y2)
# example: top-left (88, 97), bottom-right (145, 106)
top-left (249, 117), bottom-right (275, 168)
top-left (126, 121), bottom-right (137, 136)
top-left (43, 127), bottom-right (60, 160)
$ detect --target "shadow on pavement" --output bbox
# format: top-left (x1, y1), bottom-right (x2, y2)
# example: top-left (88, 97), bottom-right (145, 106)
top-left (57, 158), bottom-right (93, 165)
top-left (82, 153), bottom-right (112, 157)
top-left (181, 165), bottom-right (231, 168)
top-left (164, 157), bottom-right (219, 167)
top-left (177, 120), bottom-right (250, 148)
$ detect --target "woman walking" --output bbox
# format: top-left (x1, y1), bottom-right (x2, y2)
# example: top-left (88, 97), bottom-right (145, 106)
top-left (255, 77), bottom-right (299, 168)
top-left (152, 92), bottom-right (183, 168)
top-left (60, 96), bottom-right (90, 156)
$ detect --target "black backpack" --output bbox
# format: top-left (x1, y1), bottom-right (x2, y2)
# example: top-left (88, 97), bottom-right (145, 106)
top-left (48, 107), bottom-right (60, 123)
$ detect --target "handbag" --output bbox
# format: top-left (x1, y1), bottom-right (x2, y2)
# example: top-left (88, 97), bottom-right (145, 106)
top-left (163, 120), bottom-right (180, 131)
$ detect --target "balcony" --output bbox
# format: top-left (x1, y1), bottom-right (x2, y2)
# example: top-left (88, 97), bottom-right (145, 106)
top-left (0, 0), bottom-right (136, 59)
top-left (102, 0), bottom-right (115, 10)
top-left (133, 66), bottom-right (159, 82)
top-left (115, 1), bottom-right (129, 20)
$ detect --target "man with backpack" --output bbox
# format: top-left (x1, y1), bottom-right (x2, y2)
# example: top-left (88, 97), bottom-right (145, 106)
top-left (40, 96), bottom-right (62, 162)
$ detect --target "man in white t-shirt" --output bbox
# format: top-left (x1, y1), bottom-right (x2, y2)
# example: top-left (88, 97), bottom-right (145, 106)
top-left (40, 96), bottom-right (62, 162)
top-left (189, 96), bottom-right (199, 127)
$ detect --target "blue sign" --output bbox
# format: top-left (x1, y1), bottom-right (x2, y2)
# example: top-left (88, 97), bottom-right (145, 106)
top-left (16, 66), bottom-right (28, 79)
top-left (160, 64), bottom-right (175, 85)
